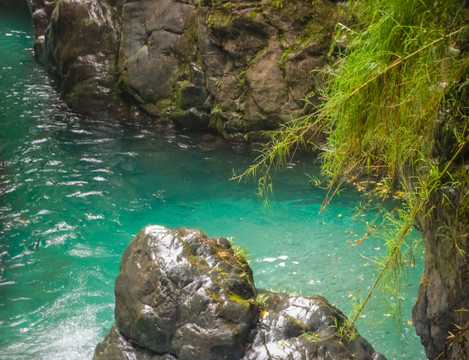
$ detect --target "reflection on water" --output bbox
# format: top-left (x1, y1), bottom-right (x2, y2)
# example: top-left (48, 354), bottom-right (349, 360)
top-left (0, 6), bottom-right (425, 360)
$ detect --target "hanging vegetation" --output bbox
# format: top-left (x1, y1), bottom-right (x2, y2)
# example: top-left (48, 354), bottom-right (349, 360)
top-left (235, 0), bottom-right (469, 350)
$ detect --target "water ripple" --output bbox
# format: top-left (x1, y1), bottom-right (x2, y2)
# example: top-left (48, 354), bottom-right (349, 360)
top-left (79, 157), bottom-right (102, 163)
top-left (66, 191), bottom-right (104, 198)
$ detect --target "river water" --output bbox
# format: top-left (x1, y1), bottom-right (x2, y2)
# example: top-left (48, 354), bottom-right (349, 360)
top-left (0, 7), bottom-right (425, 359)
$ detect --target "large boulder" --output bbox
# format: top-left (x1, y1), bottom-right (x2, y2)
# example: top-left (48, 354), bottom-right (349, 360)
top-left (243, 291), bottom-right (385, 360)
top-left (97, 225), bottom-right (258, 360)
top-left (94, 225), bottom-right (386, 360)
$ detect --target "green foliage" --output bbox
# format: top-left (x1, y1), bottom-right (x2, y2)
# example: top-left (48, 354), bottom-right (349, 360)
top-left (237, 0), bottom-right (469, 341)
top-left (236, 70), bottom-right (247, 88)
top-left (333, 316), bottom-right (358, 341)
top-left (232, 244), bottom-right (250, 263)
top-left (209, 104), bottom-right (228, 137)
top-left (254, 292), bottom-right (270, 308)
top-left (211, 103), bottom-right (222, 116)
top-left (206, 0), bottom-right (232, 28)
top-left (320, 0), bottom-right (468, 191)
top-left (437, 225), bottom-right (467, 256)
top-left (232, 115), bottom-right (320, 198)
top-left (299, 330), bottom-right (320, 341)
top-left (270, 0), bottom-right (283, 10)
top-left (228, 292), bottom-right (251, 307)
top-left (228, 238), bottom-right (251, 265)
top-left (326, 1), bottom-right (468, 339)
top-left (278, 48), bottom-right (293, 70)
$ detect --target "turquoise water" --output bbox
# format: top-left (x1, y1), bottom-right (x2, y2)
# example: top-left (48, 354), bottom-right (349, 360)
top-left (0, 7), bottom-right (425, 360)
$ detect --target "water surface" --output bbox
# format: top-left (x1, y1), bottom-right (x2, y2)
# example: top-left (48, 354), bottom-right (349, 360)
top-left (0, 7), bottom-right (425, 359)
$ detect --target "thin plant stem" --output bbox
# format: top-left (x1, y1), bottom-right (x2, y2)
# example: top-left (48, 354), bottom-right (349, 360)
top-left (341, 138), bottom-right (468, 339)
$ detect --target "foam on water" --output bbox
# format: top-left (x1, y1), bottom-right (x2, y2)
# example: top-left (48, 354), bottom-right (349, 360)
top-left (0, 6), bottom-right (425, 360)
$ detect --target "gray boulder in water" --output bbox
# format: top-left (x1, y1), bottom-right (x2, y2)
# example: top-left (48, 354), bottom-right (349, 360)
top-left (94, 225), bottom-right (386, 360)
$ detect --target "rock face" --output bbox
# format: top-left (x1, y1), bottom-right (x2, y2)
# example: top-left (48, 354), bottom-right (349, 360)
top-left (412, 123), bottom-right (469, 359)
top-left (94, 225), bottom-right (386, 360)
top-left (30, 0), bottom-right (122, 113)
top-left (29, 0), bottom-right (344, 140)
top-left (413, 195), bottom-right (469, 360)
top-left (242, 291), bottom-right (384, 360)
top-left (410, 89), bottom-right (469, 360)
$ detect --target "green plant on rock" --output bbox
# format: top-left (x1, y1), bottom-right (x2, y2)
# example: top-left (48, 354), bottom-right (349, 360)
top-left (278, 47), bottom-right (293, 70)
top-left (228, 292), bottom-right (251, 307)
top-left (206, 0), bottom-right (232, 28)
top-left (231, 244), bottom-right (250, 264)
top-left (236, 70), bottom-right (247, 88)
top-left (270, 0), bottom-right (283, 10)
top-left (210, 104), bottom-right (228, 137)
top-left (299, 329), bottom-right (320, 342)
top-left (254, 292), bottom-right (270, 309)
top-left (334, 316), bottom-right (358, 342)
top-left (211, 103), bottom-right (222, 116)
top-left (437, 224), bottom-right (468, 256)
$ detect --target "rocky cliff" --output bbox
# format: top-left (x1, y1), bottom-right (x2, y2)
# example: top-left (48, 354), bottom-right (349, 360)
top-left (413, 189), bottom-right (469, 359)
top-left (412, 102), bottom-right (469, 360)
top-left (93, 225), bottom-right (386, 360)
top-left (29, 0), bottom-right (344, 142)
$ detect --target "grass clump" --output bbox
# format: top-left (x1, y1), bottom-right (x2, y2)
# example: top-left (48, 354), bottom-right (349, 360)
top-left (320, 0), bottom-right (468, 195)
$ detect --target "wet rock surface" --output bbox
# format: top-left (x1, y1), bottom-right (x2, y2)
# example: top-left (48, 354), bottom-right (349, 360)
top-left (411, 97), bottom-right (469, 360)
top-left (30, 0), bottom-right (122, 113)
top-left (94, 225), bottom-right (386, 360)
top-left (243, 291), bottom-right (386, 360)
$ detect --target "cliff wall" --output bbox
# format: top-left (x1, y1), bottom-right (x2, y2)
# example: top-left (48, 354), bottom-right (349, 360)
top-left (412, 105), bottom-right (469, 359)
top-left (29, 0), bottom-right (344, 142)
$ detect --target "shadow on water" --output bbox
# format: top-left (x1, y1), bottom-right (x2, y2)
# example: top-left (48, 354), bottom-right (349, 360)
top-left (0, 0), bottom-right (30, 11)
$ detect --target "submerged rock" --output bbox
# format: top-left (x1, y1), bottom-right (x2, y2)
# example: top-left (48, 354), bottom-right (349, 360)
top-left (94, 225), bottom-right (385, 360)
